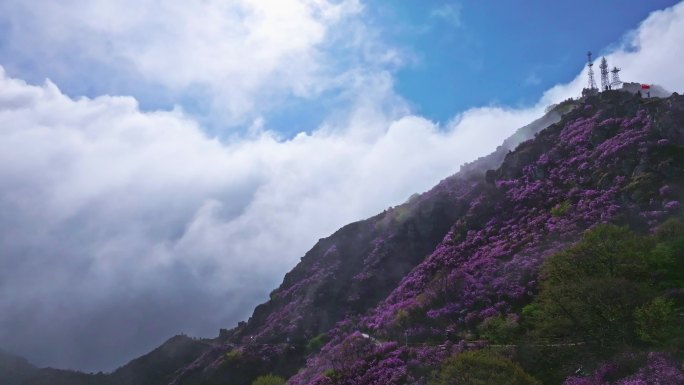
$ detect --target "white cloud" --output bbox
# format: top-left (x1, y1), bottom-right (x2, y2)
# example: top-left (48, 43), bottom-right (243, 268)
top-left (430, 3), bottom-right (463, 27)
top-left (524, 73), bottom-right (542, 86)
top-left (608, 3), bottom-right (684, 90)
top-left (0, 0), bottom-right (367, 125)
top-left (538, 2), bottom-right (684, 104)
top-left (1, 0), bottom-right (684, 374)
top-left (0, 66), bottom-right (538, 371)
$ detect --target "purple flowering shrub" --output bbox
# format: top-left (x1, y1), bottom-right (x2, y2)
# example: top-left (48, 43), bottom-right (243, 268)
top-left (236, 178), bottom-right (477, 346)
top-left (563, 353), bottom-right (684, 385)
top-left (288, 333), bottom-right (406, 385)
top-left (288, 334), bottom-right (463, 385)
top-left (366, 94), bottom-right (684, 337)
top-left (287, 93), bottom-right (684, 385)
top-left (161, 93), bottom-right (684, 385)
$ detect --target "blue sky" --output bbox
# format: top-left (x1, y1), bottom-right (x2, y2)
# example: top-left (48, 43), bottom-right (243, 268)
top-left (0, 0), bottom-right (679, 136)
top-left (375, 0), bottom-right (681, 121)
top-left (0, 0), bottom-right (683, 372)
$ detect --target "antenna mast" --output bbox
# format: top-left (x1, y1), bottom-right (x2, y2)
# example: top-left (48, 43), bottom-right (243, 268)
top-left (600, 57), bottom-right (610, 90)
top-left (610, 67), bottom-right (622, 88)
top-left (586, 51), bottom-right (597, 91)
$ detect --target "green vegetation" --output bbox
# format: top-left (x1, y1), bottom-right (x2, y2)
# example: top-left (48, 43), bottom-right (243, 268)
top-left (550, 200), bottom-right (571, 217)
top-left (394, 308), bottom-right (410, 327)
top-left (306, 333), bottom-right (329, 352)
top-left (526, 222), bottom-right (684, 348)
top-left (431, 350), bottom-right (541, 385)
top-left (251, 374), bottom-right (285, 385)
top-left (515, 221), bottom-right (684, 382)
top-left (634, 296), bottom-right (684, 348)
top-left (407, 193), bottom-right (421, 204)
top-left (477, 314), bottom-right (520, 344)
top-left (225, 348), bottom-right (242, 362)
top-left (323, 368), bottom-right (338, 378)
top-left (528, 225), bottom-right (652, 344)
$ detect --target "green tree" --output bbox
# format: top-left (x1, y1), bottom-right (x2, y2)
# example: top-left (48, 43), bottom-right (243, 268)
top-left (652, 218), bottom-right (684, 241)
top-left (252, 374), bottom-right (286, 385)
top-left (530, 225), bottom-right (653, 345)
top-left (634, 296), bottom-right (684, 348)
top-left (645, 221), bottom-right (684, 290)
top-left (431, 350), bottom-right (541, 385)
top-left (225, 348), bottom-right (241, 362)
top-left (306, 333), bottom-right (328, 352)
top-left (477, 314), bottom-right (519, 344)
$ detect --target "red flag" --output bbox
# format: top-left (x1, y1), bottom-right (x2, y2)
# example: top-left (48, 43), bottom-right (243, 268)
top-left (641, 84), bottom-right (651, 90)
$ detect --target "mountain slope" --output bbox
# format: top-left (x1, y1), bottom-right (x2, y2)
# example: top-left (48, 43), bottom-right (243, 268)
top-left (6, 90), bottom-right (683, 385)
top-left (0, 350), bottom-right (36, 385)
top-left (163, 100), bottom-right (574, 385)
top-left (4, 85), bottom-right (567, 385)
top-left (15, 335), bottom-right (212, 385)
top-left (287, 91), bottom-right (684, 384)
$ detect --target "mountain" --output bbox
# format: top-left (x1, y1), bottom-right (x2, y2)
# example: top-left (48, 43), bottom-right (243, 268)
top-left (285, 90), bottom-right (684, 385)
top-left (0, 350), bottom-right (36, 385)
top-left (163, 97), bottom-right (573, 385)
top-left (9, 335), bottom-right (212, 385)
top-left (4, 90), bottom-right (683, 384)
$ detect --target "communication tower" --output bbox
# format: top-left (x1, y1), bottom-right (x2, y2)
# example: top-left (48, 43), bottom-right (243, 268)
top-left (599, 57), bottom-right (610, 90)
top-left (610, 67), bottom-right (622, 88)
top-left (586, 51), bottom-right (597, 91)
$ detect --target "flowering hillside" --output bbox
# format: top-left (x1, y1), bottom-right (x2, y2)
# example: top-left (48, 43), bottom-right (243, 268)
top-left (284, 91), bottom-right (684, 385)
top-left (17, 91), bottom-right (684, 385)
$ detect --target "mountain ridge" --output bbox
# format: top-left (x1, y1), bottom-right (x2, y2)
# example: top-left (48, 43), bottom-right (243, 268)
top-left (287, 90), bottom-right (684, 385)
top-left (162, 94), bottom-right (577, 385)
top-left (4, 90), bottom-right (683, 385)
